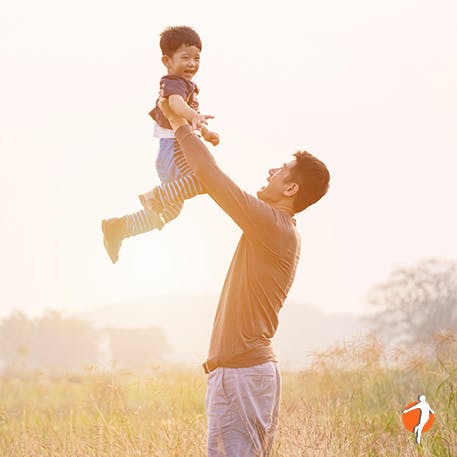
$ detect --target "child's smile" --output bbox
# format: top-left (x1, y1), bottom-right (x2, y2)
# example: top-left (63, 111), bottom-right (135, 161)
top-left (163, 44), bottom-right (201, 80)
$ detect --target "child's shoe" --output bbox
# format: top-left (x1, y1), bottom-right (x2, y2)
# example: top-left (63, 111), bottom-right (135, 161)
top-left (101, 217), bottom-right (126, 264)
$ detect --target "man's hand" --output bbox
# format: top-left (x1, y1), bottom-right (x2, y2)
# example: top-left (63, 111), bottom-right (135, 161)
top-left (203, 130), bottom-right (220, 147)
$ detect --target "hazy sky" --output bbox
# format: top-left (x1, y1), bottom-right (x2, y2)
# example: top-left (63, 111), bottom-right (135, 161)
top-left (1, 0), bottom-right (456, 318)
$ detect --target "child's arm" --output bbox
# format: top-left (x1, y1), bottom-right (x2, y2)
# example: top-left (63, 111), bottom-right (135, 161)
top-left (168, 95), bottom-right (210, 130)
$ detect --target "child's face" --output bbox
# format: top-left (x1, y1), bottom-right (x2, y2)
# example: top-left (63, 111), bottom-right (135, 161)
top-left (162, 44), bottom-right (201, 80)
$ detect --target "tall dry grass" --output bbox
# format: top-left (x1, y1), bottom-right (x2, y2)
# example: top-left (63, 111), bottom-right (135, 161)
top-left (0, 335), bottom-right (456, 456)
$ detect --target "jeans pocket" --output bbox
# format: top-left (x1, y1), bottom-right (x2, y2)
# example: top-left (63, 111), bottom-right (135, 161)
top-left (206, 368), bottom-right (232, 422)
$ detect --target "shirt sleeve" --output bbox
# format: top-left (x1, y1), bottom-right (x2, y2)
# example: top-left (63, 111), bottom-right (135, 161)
top-left (161, 76), bottom-right (189, 99)
top-left (175, 126), bottom-right (281, 244)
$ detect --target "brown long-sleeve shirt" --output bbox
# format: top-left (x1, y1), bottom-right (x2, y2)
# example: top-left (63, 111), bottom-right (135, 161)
top-left (175, 126), bottom-right (301, 368)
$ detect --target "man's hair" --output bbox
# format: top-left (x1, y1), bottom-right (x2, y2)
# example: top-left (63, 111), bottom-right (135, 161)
top-left (160, 26), bottom-right (202, 56)
top-left (287, 151), bottom-right (330, 213)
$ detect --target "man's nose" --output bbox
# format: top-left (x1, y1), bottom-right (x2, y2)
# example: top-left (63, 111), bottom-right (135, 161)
top-left (269, 168), bottom-right (278, 176)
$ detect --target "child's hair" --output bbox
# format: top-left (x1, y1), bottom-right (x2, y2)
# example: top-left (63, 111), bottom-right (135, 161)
top-left (160, 26), bottom-right (202, 56)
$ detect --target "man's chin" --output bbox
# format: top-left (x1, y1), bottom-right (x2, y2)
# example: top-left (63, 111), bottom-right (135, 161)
top-left (257, 188), bottom-right (267, 201)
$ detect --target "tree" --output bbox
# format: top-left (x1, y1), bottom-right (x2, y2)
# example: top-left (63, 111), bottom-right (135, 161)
top-left (0, 311), bottom-right (33, 370)
top-left (29, 310), bottom-right (101, 370)
top-left (366, 259), bottom-right (457, 344)
top-left (0, 310), bottom-right (100, 371)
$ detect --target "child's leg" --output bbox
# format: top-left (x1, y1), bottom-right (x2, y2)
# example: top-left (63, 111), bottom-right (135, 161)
top-left (101, 208), bottom-right (164, 264)
top-left (102, 139), bottom-right (180, 264)
top-left (161, 199), bottom-right (184, 224)
top-left (140, 139), bottom-right (205, 211)
top-left (144, 174), bottom-right (204, 211)
top-left (124, 208), bottom-right (164, 237)
top-left (125, 199), bottom-right (183, 236)
top-left (173, 139), bottom-right (193, 175)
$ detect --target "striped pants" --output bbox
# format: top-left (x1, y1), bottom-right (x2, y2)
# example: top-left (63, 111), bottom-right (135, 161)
top-left (152, 139), bottom-right (205, 210)
top-left (124, 138), bottom-right (204, 237)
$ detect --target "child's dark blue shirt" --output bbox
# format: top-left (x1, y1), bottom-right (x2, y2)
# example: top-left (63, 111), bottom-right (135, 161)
top-left (149, 75), bottom-right (199, 129)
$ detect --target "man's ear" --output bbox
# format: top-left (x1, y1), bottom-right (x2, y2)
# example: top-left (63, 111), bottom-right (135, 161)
top-left (161, 55), bottom-right (170, 69)
top-left (284, 182), bottom-right (299, 198)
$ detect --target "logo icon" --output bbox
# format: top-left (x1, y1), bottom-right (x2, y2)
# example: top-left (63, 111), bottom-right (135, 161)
top-left (401, 394), bottom-right (435, 444)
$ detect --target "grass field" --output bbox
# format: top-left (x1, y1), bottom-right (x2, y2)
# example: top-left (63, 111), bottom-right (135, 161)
top-left (0, 338), bottom-right (456, 456)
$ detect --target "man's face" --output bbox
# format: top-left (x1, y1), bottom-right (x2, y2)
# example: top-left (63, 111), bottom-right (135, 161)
top-left (163, 44), bottom-right (201, 80)
top-left (257, 160), bottom-right (297, 204)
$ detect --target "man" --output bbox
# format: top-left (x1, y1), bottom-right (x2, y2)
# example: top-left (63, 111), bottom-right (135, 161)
top-left (113, 97), bottom-right (329, 455)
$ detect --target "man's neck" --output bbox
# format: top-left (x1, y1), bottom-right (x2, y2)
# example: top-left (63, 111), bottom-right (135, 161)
top-left (272, 202), bottom-right (295, 217)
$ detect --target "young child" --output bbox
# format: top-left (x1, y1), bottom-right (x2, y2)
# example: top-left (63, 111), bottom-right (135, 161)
top-left (102, 26), bottom-right (219, 263)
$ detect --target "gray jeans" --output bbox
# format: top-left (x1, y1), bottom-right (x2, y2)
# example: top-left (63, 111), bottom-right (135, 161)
top-left (205, 361), bottom-right (281, 457)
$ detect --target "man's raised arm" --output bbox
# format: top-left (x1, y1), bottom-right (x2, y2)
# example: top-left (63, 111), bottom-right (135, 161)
top-left (160, 100), bottom-right (278, 240)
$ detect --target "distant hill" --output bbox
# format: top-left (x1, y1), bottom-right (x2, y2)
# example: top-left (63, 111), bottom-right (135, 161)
top-left (78, 294), bottom-right (367, 369)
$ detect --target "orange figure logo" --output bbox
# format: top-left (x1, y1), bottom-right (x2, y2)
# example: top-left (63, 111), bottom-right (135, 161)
top-left (401, 394), bottom-right (435, 444)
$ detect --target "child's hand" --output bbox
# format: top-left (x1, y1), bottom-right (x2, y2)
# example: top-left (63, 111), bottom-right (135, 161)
top-left (203, 130), bottom-right (220, 147)
top-left (191, 113), bottom-right (214, 130)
